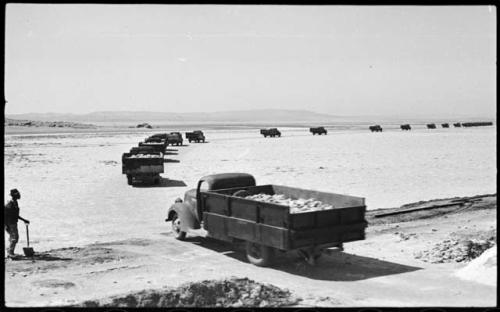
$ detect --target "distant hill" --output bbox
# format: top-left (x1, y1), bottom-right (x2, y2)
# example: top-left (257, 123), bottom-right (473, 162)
top-left (6, 110), bottom-right (347, 123)
top-left (5, 110), bottom-right (495, 127)
top-left (4, 118), bottom-right (96, 129)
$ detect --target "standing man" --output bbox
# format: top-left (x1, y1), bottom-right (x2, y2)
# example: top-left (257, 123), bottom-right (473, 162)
top-left (4, 189), bottom-right (30, 258)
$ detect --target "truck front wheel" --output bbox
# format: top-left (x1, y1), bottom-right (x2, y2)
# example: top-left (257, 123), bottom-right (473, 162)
top-left (127, 175), bottom-right (133, 185)
top-left (246, 242), bottom-right (274, 267)
top-left (171, 212), bottom-right (187, 240)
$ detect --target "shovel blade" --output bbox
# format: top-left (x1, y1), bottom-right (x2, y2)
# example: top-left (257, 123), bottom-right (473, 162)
top-left (23, 247), bottom-right (34, 257)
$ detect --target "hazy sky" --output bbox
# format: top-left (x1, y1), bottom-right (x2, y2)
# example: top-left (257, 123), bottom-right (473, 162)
top-left (5, 5), bottom-right (496, 117)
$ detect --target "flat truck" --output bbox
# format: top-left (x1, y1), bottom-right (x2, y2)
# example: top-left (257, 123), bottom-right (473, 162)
top-left (260, 128), bottom-right (281, 137)
top-left (166, 132), bottom-right (183, 146)
top-left (122, 148), bottom-right (164, 185)
top-left (310, 127), bottom-right (327, 135)
top-left (185, 130), bottom-right (205, 143)
top-left (165, 173), bottom-right (367, 266)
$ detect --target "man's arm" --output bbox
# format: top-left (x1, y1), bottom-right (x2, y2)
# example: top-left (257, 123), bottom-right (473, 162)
top-left (18, 216), bottom-right (29, 224)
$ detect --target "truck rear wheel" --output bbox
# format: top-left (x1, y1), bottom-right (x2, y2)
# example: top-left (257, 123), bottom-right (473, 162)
top-left (171, 212), bottom-right (187, 240)
top-left (246, 242), bottom-right (274, 267)
top-left (127, 175), bottom-right (133, 185)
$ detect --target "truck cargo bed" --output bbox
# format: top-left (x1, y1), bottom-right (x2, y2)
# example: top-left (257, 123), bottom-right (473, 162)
top-left (200, 185), bottom-right (367, 250)
top-left (122, 153), bottom-right (164, 174)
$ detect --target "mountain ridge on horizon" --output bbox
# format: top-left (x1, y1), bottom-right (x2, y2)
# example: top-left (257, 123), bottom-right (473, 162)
top-left (5, 109), bottom-right (347, 123)
top-left (5, 109), bottom-right (495, 124)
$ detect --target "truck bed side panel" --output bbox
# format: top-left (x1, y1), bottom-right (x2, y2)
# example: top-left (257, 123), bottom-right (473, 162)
top-left (201, 185), bottom-right (367, 251)
top-left (204, 212), bottom-right (290, 249)
top-left (289, 222), bottom-right (367, 249)
top-left (289, 206), bottom-right (366, 230)
top-left (203, 212), bottom-right (231, 242)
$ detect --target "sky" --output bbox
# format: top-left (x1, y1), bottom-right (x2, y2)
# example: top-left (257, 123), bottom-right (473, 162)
top-left (4, 5), bottom-right (497, 117)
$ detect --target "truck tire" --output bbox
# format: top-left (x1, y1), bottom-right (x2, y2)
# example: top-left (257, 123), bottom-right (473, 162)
top-left (246, 241), bottom-right (274, 267)
top-left (154, 177), bottom-right (160, 185)
top-left (171, 212), bottom-right (187, 240)
top-left (202, 138), bottom-right (205, 143)
top-left (127, 175), bottom-right (133, 185)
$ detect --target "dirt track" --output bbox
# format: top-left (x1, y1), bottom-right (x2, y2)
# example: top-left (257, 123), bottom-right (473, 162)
top-left (4, 195), bottom-right (497, 307)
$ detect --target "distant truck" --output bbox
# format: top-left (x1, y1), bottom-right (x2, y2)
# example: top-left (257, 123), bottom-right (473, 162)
top-left (122, 149), bottom-right (164, 185)
top-left (310, 127), bottom-right (327, 135)
top-left (461, 122), bottom-right (493, 127)
top-left (400, 124), bottom-right (411, 131)
top-left (139, 141), bottom-right (167, 153)
top-left (369, 125), bottom-right (383, 132)
top-left (260, 128), bottom-right (281, 137)
top-left (165, 173), bottom-right (367, 267)
top-left (149, 133), bottom-right (168, 140)
top-left (453, 123), bottom-right (462, 127)
top-left (441, 123), bottom-right (450, 128)
top-left (186, 130), bottom-right (205, 143)
top-left (427, 123), bottom-right (436, 129)
top-left (136, 123), bottom-right (152, 129)
top-left (145, 136), bottom-right (168, 147)
top-left (166, 132), bottom-right (183, 146)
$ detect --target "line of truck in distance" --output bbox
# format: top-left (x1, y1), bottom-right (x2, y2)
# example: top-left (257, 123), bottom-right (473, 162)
top-left (370, 121), bottom-right (493, 132)
top-left (121, 130), bottom-right (206, 185)
top-left (263, 122), bottom-right (493, 135)
top-left (260, 127), bottom-right (327, 137)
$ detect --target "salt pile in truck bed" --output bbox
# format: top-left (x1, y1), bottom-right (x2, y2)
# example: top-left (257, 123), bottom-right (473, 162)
top-left (243, 193), bottom-right (334, 213)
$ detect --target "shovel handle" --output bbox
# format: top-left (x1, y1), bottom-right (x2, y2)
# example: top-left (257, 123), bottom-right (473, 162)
top-left (25, 223), bottom-right (30, 247)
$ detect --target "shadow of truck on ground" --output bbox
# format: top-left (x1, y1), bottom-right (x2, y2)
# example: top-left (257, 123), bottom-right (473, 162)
top-left (181, 236), bottom-right (421, 281)
top-left (132, 178), bottom-right (186, 188)
top-left (164, 159), bottom-right (180, 163)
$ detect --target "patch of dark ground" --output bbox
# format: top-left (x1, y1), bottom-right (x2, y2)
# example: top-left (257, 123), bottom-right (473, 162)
top-left (414, 229), bottom-right (496, 263)
top-left (5, 246), bottom-right (134, 275)
top-left (367, 194), bottom-right (497, 264)
top-left (92, 238), bottom-right (153, 247)
top-left (81, 277), bottom-right (300, 308)
top-left (32, 279), bottom-right (76, 289)
top-left (366, 194), bottom-right (496, 225)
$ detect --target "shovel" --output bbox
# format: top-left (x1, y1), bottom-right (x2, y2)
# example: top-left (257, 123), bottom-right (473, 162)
top-left (23, 223), bottom-right (35, 257)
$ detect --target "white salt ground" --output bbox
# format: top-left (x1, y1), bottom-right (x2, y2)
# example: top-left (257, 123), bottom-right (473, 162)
top-left (3, 126), bottom-right (496, 251)
top-left (455, 246), bottom-right (497, 287)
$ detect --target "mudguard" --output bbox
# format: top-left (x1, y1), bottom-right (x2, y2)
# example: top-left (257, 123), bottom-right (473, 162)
top-left (167, 202), bottom-right (201, 231)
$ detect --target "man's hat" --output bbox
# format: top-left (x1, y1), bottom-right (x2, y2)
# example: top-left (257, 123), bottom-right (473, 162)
top-left (10, 189), bottom-right (20, 196)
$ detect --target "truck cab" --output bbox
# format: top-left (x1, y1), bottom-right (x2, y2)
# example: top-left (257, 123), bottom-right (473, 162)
top-left (165, 173), bottom-right (256, 238)
top-left (167, 132), bottom-right (183, 146)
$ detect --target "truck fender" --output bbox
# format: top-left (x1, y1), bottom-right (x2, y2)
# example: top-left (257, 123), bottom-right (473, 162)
top-left (166, 202), bottom-right (200, 231)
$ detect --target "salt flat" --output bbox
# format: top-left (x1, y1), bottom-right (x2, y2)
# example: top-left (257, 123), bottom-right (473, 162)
top-left (3, 126), bottom-right (496, 252)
